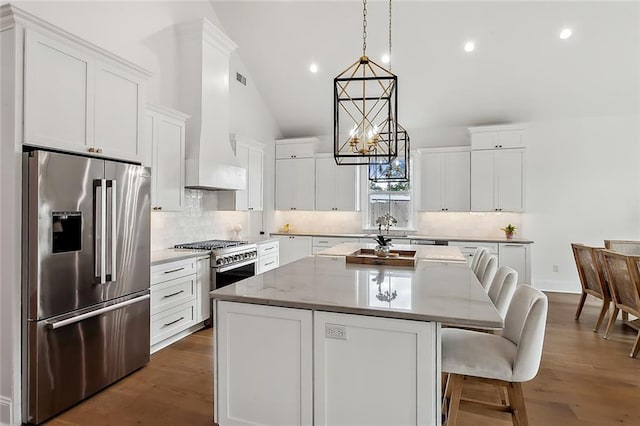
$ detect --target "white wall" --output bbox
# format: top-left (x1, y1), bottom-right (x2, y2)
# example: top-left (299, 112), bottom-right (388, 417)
top-left (525, 114), bottom-right (640, 292)
top-left (0, 2), bottom-right (281, 424)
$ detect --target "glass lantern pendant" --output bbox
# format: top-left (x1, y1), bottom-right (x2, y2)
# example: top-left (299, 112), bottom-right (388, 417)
top-left (333, 0), bottom-right (398, 166)
top-left (369, 120), bottom-right (409, 182)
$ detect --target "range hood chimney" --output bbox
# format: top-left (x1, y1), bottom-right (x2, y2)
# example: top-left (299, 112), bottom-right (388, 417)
top-left (177, 18), bottom-right (246, 191)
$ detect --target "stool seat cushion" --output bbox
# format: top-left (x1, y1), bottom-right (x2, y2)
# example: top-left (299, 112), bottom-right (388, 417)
top-left (442, 328), bottom-right (517, 382)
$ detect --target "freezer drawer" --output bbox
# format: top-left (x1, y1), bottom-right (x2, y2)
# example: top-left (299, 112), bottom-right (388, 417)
top-left (24, 294), bottom-right (150, 425)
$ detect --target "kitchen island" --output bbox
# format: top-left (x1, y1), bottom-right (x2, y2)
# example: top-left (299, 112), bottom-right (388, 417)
top-left (210, 248), bottom-right (502, 426)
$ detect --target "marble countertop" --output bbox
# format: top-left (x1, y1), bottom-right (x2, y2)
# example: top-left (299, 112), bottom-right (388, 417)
top-left (211, 255), bottom-right (503, 329)
top-left (151, 249), bottom-right (210, 266)
top-left (317, 243), bottom-right (466, 263)
top-left (270, 232), bottom-right (533, 244)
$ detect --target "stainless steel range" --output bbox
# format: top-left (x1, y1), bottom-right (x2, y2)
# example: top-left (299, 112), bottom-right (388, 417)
top-left (175, 240), bottom-right (257, 326)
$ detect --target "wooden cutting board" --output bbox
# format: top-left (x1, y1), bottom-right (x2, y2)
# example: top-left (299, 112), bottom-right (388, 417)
top-left (346, 248), bottom-right (417, 267)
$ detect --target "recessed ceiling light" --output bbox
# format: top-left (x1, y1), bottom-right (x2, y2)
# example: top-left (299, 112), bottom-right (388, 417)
top-left (381, 53), bottom-right (390, 64)
top-left (464, 41), bottom-right (475, 53)
top-left (559, 28), bottom-right (572, 40)
top-left (309, 63), bottom-right (318, 73)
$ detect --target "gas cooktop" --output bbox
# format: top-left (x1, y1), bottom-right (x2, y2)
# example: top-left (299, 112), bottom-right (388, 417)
top-left (174, 240), bottom-right (249, 250)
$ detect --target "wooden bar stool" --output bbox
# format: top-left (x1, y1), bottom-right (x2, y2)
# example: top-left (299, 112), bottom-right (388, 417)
top-left (441, 285), bottom-right (548, 426)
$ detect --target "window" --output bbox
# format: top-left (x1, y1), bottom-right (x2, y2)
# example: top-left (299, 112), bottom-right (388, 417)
top-left (365, 158), bottom-right (413, 230)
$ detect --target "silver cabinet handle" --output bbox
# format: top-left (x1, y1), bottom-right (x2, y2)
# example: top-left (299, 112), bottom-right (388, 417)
top-left (107, 179), bottom-right (117, 282)
top-left (265, 261), bottom-right (275, 266)
top-left (163, 267), bottom-right (185, 274)
top-left (504, 244), bottom-right (523, 247)
top-left (163, 290), bottom-right (185, 299)
top-left (47, 294), bottom-right (150, 330)
top-left (264, 246), bottom-right (275, 251)
top-left (94, 179), bottom-right (107, 284)
top-left (163, 316), bottom-right (185, 327)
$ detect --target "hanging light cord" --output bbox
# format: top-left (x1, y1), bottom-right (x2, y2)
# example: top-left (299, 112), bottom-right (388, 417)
top-left (388, 0), bottom-right (392, 69)
top-left (362, 0), bottom-right (368, 56)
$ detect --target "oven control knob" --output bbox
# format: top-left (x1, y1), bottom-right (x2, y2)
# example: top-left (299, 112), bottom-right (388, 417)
top-left (216, 258), bottom-right (224, 266)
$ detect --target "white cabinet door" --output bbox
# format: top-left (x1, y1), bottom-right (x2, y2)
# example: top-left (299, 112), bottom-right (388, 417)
top-left (233, 144), bottom-right (250, 211)
top-left (315, 157), bottom-right (335, 211)
top-left (499, 243), bottom-right (530, 285)
top-left (278, 236), bottom-right (313, 265)
top-left (276, 158), bottom-right (315, 210)
top-left (496, 149), bottom-right (525, 212)
top-left (471, 150), bottom-right (496, 212)
top-left (148, 107), bottom-right (186, 212)
top-left (247, 146), bottom-right (263, 210)
top-left (24, 30), bottom-right (92, 152)
top-left (196, 256), bottom-right (211, 322)
top-left (216, 302), bottom-right (313, 426)
top-left (314, 312), bottom-right (439, 426)
top-left (445, 151), bottom-right (471, 211)
top-left (420, 152), bottom-right (444, 212)
top-left (94, 63), bottom-right (143, 162)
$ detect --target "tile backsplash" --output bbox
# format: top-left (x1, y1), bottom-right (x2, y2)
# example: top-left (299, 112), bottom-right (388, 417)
top-left (151, 189), bottom-right (255, 250)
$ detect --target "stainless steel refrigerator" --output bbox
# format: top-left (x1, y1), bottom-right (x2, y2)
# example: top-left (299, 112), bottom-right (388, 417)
top-left (22, 150), bottom-right (151, 424)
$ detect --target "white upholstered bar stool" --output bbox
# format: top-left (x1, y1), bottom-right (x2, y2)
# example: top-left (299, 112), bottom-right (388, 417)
top-left (488, 266), bottom-right (518, 318)
top-left (442, 285), bottom-right (548, 426)
top-left (475, 254), bottom-right (498, 290)
top-left (470, 247), bottom-right (489, 274)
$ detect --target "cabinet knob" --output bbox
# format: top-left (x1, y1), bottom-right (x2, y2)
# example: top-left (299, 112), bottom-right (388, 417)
top-left (88, 147), bottom-right (95, 153)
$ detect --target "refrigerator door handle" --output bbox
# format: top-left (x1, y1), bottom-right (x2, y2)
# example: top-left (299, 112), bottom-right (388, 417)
top-left (46, 294), bottom-right (150, 330)
top-left (106, 179), bottom-right (117, 282)
top-left (94, 179), bottom-right (107, 284)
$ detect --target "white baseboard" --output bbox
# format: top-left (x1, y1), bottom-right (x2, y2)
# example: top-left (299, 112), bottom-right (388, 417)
top-left (0, 396), bottom-right (12, 426)
top-left (150, 322), bottom-right (205, 354)
top-left (531, 279), bottom-right (581, 294)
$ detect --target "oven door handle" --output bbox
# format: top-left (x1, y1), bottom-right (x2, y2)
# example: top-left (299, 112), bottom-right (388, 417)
top-left (215, 259), bottom-right (256, 273)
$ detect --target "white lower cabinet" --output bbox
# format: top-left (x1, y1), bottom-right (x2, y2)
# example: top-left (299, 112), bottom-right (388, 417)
top-left (277, 235), bottom-right (312, 265)
top-left (150, 255), bottom-right (209, 353)
top-left (499, 243), bottom-right (530, 285)
top-left (314, 312), bottom-right (438, 426)
top-left (216, 301), bottom-right (313, 426)
top-left (215, 303), bottom-right (440, 426)
top-left (448, 241), bottom-right (499, 265)
top-left (257, 240), bottom-right (280, 274)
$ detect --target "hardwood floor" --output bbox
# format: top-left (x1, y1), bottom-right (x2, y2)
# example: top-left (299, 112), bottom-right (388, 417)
top-left (46, 292), bottom-right (640, 426)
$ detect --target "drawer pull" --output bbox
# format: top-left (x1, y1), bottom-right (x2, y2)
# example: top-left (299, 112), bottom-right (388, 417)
top-left (163, 316), bottom-right (185, 327)
top-left (505, 244), bottom-right (524, 247)
top-left (163, 267), bottom-right (185, 274)
top-left (318, 240), bottom-right (329, 244)
top-left (162, 290), bottom-right (185, 299)
top-left (464, 246), bottom-right (477, 249)
top-left (265, 246), bottom-right (275, 251)
top-left (265, 261), bottom-right (276, 266)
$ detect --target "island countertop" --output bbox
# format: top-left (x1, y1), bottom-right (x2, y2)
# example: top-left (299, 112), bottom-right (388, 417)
top-left (317, 242), bottom-right (466, 262)
top-left (210, 255), bottom-right (503, 329)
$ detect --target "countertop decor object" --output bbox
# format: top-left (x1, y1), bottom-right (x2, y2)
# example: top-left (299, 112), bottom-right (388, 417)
top-left (346, 248), bottom-right (417, 266)
top-left (501, 223), bottom-right (517, 239)
top-left (372, 234), bottom-right (393, 257)
top-left (334, 0), bottom-right (398, 166)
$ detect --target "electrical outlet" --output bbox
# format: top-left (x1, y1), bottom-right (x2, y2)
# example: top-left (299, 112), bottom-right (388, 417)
top-left (325, 324), bottom-right (347, 340)
top-left (553, 264), bottom-right (559, 273)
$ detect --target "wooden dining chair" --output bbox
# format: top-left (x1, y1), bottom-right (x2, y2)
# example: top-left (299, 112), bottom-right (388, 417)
top-left (604, 240), bottom-right (640, 255)
top-left (571, 244), bottom-right (611, 332)
top-left (601, 250), bottom-right (640, 358)
top-left (442, 285), bottom-right (548, 426)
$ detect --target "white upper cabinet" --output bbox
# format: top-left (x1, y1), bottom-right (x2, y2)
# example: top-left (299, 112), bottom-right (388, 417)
top-left (468, 123), bottom-right (528, 150)
top-left (315, 155), bottom-right (359, 211)
top-left (419, 148), bottom-right (470, 212)
top-left (147, 105), bottom-right (188, 212)
top-left (275, 139), bottom-right (317, 211)
top-left (21, 25), bottom-right (151, 163)
top-left (471, 148), bottom-right (525, 212)
top-left (219, 136), bottom-right (264, 211)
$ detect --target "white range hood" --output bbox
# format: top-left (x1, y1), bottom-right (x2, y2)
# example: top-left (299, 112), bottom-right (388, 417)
top-left (177, 18), bottom-right (246, 191)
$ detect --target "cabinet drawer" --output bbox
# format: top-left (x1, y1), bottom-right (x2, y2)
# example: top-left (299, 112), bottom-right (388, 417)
top-left (258, 253), bottom-right (279, 274)
top-left (150, 300), bottom-right (196, 345)
top-left (258, 240), bottom-right (280, 256)
top-left (312, 236), bottom-right (356, 248)
top-left (150, 275), bottom-right (196, 315)
top-left (151, 258), bottom-right (197, 285)
top-left (448, 241), bottom-right (499, 253)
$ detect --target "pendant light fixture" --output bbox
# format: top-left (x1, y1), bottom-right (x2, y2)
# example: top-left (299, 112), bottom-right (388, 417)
top-left (369, 0), bottom-right (410, 183)
top-left (334, 0), bottom-right (398, 166)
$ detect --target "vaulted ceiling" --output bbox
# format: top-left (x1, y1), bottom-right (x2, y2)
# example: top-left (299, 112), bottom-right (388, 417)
top-left (212, 1), bottom-right (640, 138)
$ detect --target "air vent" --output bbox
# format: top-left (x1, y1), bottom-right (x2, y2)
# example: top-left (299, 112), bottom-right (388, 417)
top-left (236, 72), bottom-right (247, 86)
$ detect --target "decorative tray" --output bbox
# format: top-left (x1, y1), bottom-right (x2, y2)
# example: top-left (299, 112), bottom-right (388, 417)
top-left (346, 249), bottom-right (417, 267)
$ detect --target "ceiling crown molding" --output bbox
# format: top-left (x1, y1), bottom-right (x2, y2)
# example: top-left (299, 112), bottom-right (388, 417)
top-left (176, 18), bottom-right (238, 56)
